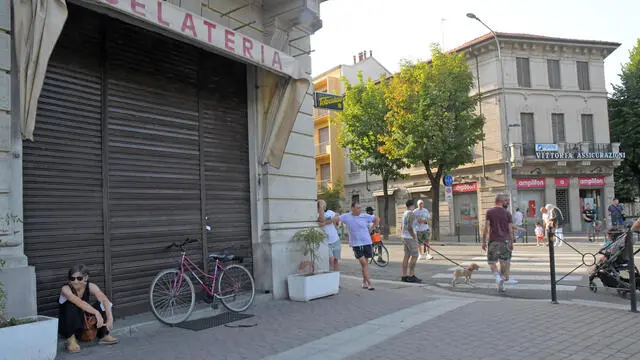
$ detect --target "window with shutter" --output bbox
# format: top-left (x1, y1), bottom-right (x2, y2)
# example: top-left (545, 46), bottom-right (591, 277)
top-left (581, 114), bottom-right (594, 143)
top-left (552, 113), bottom-right (566, 143)
top-left (521, 113), bottom-right (535, 155)
top-left (577, 61), bottom-right (590, 90)
top-left (516, 57), bottom-right (531, 88)
top-left (547, 60), bottom-right (561, 89)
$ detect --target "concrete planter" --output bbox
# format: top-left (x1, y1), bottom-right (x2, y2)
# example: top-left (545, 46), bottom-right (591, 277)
top-left (0, 316), bottom-right (58, 360)
top-left (287, 271), bottom-right (340, 302)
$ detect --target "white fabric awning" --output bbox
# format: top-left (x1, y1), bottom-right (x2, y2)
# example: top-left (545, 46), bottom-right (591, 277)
top-left (14, 0), bottom-right (310, 169)
top-left (372, 188), bottom-right (397, 197)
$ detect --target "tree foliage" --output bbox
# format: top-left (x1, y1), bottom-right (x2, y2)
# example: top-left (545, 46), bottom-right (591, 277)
top-left (610, 38), bottom-right (640, 201)
top-left (318, 179), bottom-right (344, 213)
top-left (337, 72), bottom-right (409, 234)
top-left (382, 46), bottom-right (485, 241)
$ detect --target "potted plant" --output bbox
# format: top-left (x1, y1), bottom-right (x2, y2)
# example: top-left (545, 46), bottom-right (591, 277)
top-left (287, 227), bottom-right (340, 301)
top-left (0, 214), bottom-right (58, 360)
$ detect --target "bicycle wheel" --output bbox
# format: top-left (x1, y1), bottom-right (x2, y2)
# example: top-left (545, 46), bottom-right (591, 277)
top-left (149, 269), bottom-right (195, 325)
top-left (372, 244), bottom-right (389, 267)
top-left (218, 264), bottom-right (255, 312)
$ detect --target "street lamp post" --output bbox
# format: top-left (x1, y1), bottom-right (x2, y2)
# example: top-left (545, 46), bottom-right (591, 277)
top-left (466, 13), bottom-right (513, 212)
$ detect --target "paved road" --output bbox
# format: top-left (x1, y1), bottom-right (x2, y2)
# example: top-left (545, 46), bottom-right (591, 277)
top-left (339, 241), bottom-right (640, 307)
top-left (57, 276), bottom-right (640, 360)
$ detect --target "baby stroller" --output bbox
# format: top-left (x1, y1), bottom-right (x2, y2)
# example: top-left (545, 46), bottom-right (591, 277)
top-left (588, 226), bottom-right (640, 298)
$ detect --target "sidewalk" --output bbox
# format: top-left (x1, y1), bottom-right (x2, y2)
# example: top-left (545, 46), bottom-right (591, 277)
top-left (57, 276), bottom-right (640, 360)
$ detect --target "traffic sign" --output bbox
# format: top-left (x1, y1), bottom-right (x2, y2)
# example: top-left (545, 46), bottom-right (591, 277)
top-left (445, 186), bottom-right (453, 201)
top-left (443, 175), bottom-right (453, 187)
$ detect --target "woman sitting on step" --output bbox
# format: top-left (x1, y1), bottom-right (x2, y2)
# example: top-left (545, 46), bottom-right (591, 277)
top-left (58, 264), bottom-right (119, 352)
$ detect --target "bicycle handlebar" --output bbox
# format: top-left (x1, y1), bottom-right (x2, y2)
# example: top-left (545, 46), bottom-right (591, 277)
top-left (165, 238), bottom-right (199, 250)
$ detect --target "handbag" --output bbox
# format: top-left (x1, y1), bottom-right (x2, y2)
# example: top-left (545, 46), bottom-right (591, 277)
top-left (371, 232), bottom-right (382, 243)
top-left (79, 312), bottom-right (98, 342)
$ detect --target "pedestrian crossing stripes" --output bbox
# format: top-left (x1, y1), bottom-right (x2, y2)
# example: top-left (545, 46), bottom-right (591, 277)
top-left (430, 247), bottom-right (589, 292)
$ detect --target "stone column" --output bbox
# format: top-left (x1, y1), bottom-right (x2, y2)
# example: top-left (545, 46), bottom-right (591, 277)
top-left (605, 173), bottom-right (615, 227)
top-left (545, 177), bottom-right (556, 208)
top-left (0, 0), bottom-right (37, 317)
top-left (569, 177), bottom-right (582, 232)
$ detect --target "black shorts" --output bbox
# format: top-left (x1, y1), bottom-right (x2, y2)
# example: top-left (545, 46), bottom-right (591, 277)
top-left (352, 244), bottom-right (373, 259)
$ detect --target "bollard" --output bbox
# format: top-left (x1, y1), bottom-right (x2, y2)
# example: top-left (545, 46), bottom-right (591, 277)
top-left (457, 223), bottom-right (461, 243)
top-left (625, 229), bottom-right (638, 312)
top-left (524, 222), bottom-right (528, 243)
top-left (548, 228), bottom-right (558, 304)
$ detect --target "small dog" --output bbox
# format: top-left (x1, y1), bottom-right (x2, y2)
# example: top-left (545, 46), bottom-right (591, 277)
top-left (451, 263), bottom-right (480, 287)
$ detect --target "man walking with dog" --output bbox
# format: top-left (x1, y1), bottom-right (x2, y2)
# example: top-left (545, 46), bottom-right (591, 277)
top-left (481, 194), bottom-right (514, 293)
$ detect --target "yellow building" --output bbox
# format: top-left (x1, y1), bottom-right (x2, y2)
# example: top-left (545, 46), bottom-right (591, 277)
top-left (312, 51), bottom-right (390, 195)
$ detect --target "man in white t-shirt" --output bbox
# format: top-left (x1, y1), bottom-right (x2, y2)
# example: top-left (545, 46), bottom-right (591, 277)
top-left (317, 200), bottom-right (340, 271)
top-left (330, 201), bottom-right (379, 290)
top-left (514, 208), bottom-right (524, 242)
top-left (413, 200), bottom-right (432, 260)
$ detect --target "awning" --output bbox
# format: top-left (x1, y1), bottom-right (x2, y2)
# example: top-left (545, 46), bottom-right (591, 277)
top-left (14, 0), bottom-right (310, 169)
top-left (372, 188), bottom-right (398, 197)
top-left (406, 186), bottom-right (432, 193)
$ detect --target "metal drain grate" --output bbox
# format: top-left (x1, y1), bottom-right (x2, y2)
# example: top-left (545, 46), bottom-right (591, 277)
top-left (175, 312), bottom-right (254, 331)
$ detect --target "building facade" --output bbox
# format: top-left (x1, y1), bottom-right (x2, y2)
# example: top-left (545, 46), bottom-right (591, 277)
top-left (312, 53), bottom-right (389, 196)
top-left (344, 33), bottom-right (621, 236)
top-left (0, 0), bottom-right (326, 318)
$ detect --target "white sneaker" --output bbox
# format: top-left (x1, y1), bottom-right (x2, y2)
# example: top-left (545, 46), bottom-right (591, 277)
top-left (426, 254), bottom-right (434, 260)
top-left (507, 279), bottom-right (519, 285)
top-left (496, 277), bottom-right (504, 292)
top-left (418, 254), bottom-right (425, 260)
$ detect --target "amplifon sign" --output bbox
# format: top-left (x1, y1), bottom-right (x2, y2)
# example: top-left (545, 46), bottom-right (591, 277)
top-left (452, 182), bottom-right (478, 193)
top-left (99, 0), bottom-right (297, 77)
top-left (516, 178), bottom-right (545, 189)
top-left (579, 177), bottom-right (605, 187)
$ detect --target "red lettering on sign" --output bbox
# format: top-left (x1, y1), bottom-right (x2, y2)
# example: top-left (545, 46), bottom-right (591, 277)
top-left (181, 13), bottom-right (197, 38)
top-left (105, 0), bottom-right (118, 4)
top-left (130, 0), bottom-right (145, 16)
top-left (225, 30), bottom-right (235, 51)
top-left (157, 2), bottom-right (169, 26)
top-left (242, 37), bottom-right (254, 59)
top-left (272, 51), bottom-right (283, 70)
top-left (452, 182), bottom-right (478, 193)
top-left (203, 20), bottom-right (216, 43)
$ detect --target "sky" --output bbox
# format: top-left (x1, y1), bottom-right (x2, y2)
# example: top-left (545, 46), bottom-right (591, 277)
top-left (310, 0), bottom-right (640, 93)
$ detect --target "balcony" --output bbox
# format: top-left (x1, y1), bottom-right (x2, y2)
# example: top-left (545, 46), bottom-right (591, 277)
top-left (316, 141), bottom-right (330, 156)
top-left (314, 108), bottom-right (329, 120)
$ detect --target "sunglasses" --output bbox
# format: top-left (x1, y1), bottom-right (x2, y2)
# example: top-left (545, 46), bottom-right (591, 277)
top-left (69, 276), bottom-right (85, 281)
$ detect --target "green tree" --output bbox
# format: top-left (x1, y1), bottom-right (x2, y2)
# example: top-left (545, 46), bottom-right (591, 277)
top-left (337, 72), bottom-right (409, 236)
top-left (318, 179), bottom-right (344, 213)
top-left (610, 38), bottom-right (640, 201)
top-left (382, 46), bottom-right (485, 241)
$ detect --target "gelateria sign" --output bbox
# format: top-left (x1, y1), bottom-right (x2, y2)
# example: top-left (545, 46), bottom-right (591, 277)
top-left (535, 152), bottom-right (625, 160)
top-left (98, 0), bottom-right (298, 78)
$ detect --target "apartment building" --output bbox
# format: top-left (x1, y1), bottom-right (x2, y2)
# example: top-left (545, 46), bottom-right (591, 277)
top-left (344, 33), bottom-right (621, 235)
top-left (313, 52), bottom-right (390, 195)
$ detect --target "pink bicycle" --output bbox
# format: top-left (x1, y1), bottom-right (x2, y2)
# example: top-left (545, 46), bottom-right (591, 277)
top-left (149, 238), bottom-right (255, 325)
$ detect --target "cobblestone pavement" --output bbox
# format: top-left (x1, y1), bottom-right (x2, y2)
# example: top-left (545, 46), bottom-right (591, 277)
top-left (57, 276), bottom-right (640, 360)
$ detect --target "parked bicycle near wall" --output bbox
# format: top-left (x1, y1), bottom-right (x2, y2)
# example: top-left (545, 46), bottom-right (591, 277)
top-left (149, 238), bottom-right (255, 325)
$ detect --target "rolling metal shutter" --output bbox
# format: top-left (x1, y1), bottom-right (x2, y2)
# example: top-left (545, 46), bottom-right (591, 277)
top-left (22, 4), bottom-right (252, 316)
top-left (200, 53), bottom-right (252, 266)
top-left (22, 8), bottom-right (105, 316)
top-left (105, 21), bottom-right (202, 315)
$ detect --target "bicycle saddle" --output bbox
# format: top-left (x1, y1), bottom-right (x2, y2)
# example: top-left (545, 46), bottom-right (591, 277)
top-left (208, 252), bottom-right (236, 261)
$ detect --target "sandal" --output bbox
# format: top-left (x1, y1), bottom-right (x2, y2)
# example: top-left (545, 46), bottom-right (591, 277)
top-left (367, 282), bottom-right (375, 291)
top-left (362, 282), bottom-right (368, 289)
top-left (67, 336), bottom-right (81, 353)
top-left (99, 335), bottom-right (119, 345)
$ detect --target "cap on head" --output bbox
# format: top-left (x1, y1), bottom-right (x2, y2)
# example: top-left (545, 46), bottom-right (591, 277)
top-left (365, 206), bottom-right (375, 213)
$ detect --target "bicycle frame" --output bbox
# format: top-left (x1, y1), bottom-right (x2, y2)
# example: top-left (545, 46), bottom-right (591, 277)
top-left (173, 252), bottom-right (238, 299)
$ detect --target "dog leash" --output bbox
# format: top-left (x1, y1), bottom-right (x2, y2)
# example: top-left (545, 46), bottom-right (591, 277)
top-left (425, 244), bottom-right (463, 267)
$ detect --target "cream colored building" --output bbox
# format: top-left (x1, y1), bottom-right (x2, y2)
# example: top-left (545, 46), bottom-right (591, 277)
top-left (344, 33), bottom-right (621, 236)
